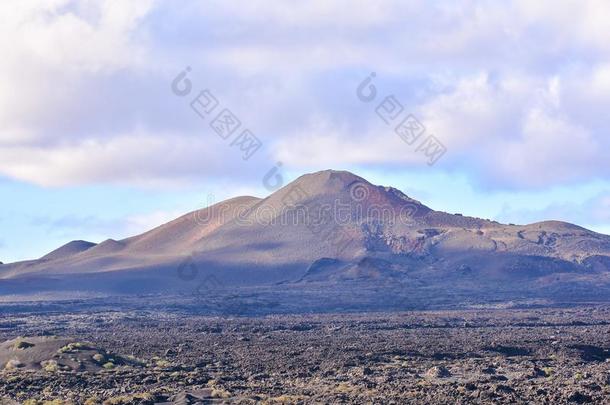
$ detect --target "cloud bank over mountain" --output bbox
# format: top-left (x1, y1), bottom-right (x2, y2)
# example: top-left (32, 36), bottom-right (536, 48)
top-left (1, 0), bottom-right (610, 189)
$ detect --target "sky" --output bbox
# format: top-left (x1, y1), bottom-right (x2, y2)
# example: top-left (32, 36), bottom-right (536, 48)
top-left (2, 0), bottom-right (610, 263)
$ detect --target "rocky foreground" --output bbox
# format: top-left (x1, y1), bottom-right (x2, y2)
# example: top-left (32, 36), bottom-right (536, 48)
top-left (0, 306), bottom-right (609, 404)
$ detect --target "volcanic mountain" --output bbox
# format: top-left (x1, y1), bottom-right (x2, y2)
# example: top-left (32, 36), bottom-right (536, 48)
top-left (1, 170), bottom-right (610, 305)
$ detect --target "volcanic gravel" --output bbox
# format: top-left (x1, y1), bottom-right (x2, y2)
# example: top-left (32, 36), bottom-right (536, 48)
top-left (0, 306), bottom-right (608, 404)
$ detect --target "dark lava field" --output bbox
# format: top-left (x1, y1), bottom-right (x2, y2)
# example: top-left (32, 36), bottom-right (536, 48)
top-left (0, 304), bottom-right (608, 404)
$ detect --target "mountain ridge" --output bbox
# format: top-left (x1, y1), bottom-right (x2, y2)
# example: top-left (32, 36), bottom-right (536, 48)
top-left (1, 170), bottom-right (609, 304)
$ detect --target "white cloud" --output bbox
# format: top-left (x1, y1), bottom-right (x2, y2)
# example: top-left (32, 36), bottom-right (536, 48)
top-left (497, 191), bottom-right (610, 234)
top-left (0, 0), bottom-right (154, 144)
top-left (275, 68), bottom-right (609, 189)
top-left (196, 0), bottom-right (410, 28)
top-left (417, 72), bottom-right (605, 188)
top-left (1, 0), bottom-right (610, 190)
top-left (0, 132), bottom-right (256, 187)
top-left (0, 0), bottom-right (151, 71)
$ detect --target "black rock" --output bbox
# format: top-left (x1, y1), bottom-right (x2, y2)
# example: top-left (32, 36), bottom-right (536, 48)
top-left (568, 391), bottom-right (593, 404)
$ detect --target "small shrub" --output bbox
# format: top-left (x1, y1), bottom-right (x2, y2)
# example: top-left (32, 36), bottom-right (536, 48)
top-left (125, 355), bottom-right (146, 366)
top-left (262, 395), bottom-right (306, 404)
top-left (102, 393), bottom-right (154, 405)
top-left (92, 353), bottom-right (106, 363)
top-left (102, 362), bottom-right (115, 369)
top-left (211, 388), bottom-right (231, 398)
top-left (154, 359), bottom-right (172, 368)
top-left (41, 360), bottom-right (59, 372)
top-left (335, 383), bottom-right (354, 393)
top-left (4, 358), bottom-right (24, 370)
top-left (58, 342), bottom-right (90, 353)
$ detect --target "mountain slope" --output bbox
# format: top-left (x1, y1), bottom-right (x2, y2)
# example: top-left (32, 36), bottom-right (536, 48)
top-left (40, 240), bottom-right (97, 261)
top-left (1, 170), bottom-right (609, 302)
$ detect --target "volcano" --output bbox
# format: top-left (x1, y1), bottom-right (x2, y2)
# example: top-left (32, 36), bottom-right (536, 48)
top-left (1, 170), bottom-right (609, 306)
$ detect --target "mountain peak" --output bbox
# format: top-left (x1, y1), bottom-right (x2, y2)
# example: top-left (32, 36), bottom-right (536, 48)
top-left (263, 170), bottom-right (370, 206)
top-left (41, 240), bottom-right (96, 261)
top-left (293, 169), bottom-right (370, 188)
top-left (256, 170), bottom-right (367, 210)
top-left (283, 169), bottom-right (427, 207)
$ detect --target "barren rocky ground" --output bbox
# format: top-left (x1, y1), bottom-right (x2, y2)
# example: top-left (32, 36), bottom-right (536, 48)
top-left (0, 304), bottom-right (608, 404)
